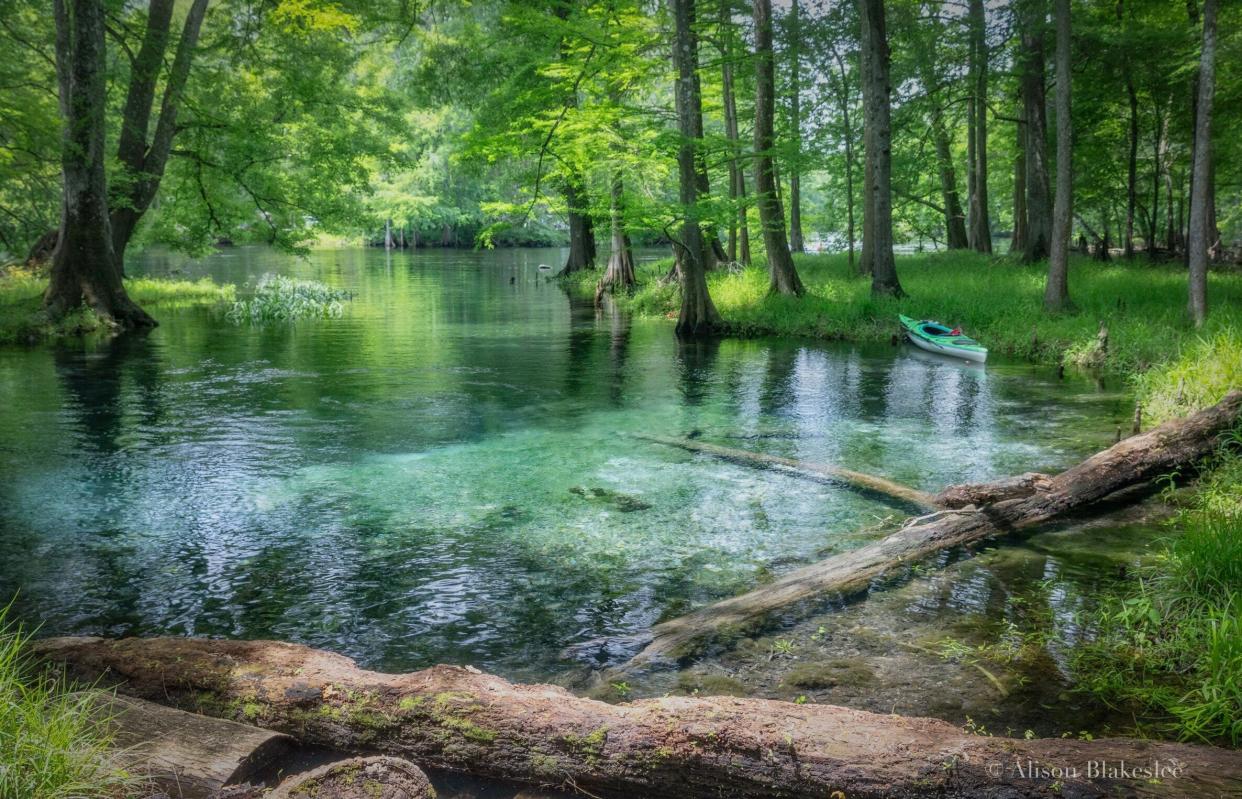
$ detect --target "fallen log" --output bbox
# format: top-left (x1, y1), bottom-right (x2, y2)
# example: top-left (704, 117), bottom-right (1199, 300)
top-left (602, 390), bottom-right (1242, 672)
top-left (35, 636), bottom-right (1242, 799)
top-left (636, 433), bottom-right (938, 511)
top-left (268, 756), bottom-right (433, 799)
top-left (83, 692), bottom-right (294, 799)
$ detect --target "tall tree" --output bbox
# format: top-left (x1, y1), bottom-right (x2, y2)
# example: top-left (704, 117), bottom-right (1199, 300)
top-left (599, 171), bottom-right (635, 292)
top-left (858, 0), bottom-right (903, 296)
top-left (720, 0), bottom-right (751, 265)
top-left (44, 0), bottom-right (154, 327)
top-left (966, 0), bottom-right (992, 252)
top-left (1120, 2), bottom-right (1138, 258)
top-left (786, 0), bottom-right (804, 254)
top-left (828, 43), bottom-right (858, 273)
top-left (1187, 0), bottom-right (1217, 326)
top-left (1044, 0), bottom-right (1072, 311)
top-left (671, 0), bottom-right (720, 335)
top-left (555, 1), bottom-right (596, 275)
top-left (1020, 0), bottom-right (1052, 263)
top-left (110, 0), bottom-right (209, 275)
top-left (753, 0), bottom-right (804, 296)
top-left (1010, 111), bottom-right (1028, 254)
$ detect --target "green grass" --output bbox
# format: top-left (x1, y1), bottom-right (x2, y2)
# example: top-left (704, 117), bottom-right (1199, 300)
top-left (0, 605), bottom-right (140, 798)
top-left (0, 266), bottom-right (234, 346)
top-left (578, 251), bottom-right (1242, 374)
top-left (1073, 444), bottom-right (1242, 746)
top-left (225, 273), bottom-right (352, 323)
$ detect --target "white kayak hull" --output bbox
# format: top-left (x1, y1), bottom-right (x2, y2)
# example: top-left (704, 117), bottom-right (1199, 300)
top-left (905, 332), bottom-right (988, 363)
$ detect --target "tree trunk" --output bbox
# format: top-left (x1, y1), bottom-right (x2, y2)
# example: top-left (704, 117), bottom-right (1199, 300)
top-left (605, 389), bottom-right (1242, 671)
top-left (830, 45), bottom-right (857, 273)
top-left (787, 0), bottom-right (804, 254)
top-left (385, 219), bottom-right (393, 250)
top-left (110, 0), bottom-right (209, 273)
top-left (753, 0), bottom-right (804, 296)
top-left (1044, 0), bottom-right (1072, 312)
top-left (1187, 0), bottom-right (1216, 326)
top-left (1124, 39), bottom-right (1138, 258)
top-left (967, 0), bottom-right (991, 252)
top-left (1010, 112), bottom-right (1028, 253)
top-left (45, 0), bottom-right (155, 328)
top-left (561, 180), bottom-right (596, 274)
top-left (859, 0), bottom-right (903, 296)
top-left (671, 0), bottom-right (720, 336)
top-left (720, 0), bottom-right (750, 266)
top-left (37, 636), bottom-right (1242, 799)
top-left (599, 172), bottom-right (635, 293)
top-left (932, 111), bottom-right (969, 250)
top-left (1020, 0), bottom-right (1052, 263)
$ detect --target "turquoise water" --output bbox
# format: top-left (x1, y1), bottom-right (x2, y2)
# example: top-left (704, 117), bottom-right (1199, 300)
top-left (0, 247), bottom-right (1131, 681)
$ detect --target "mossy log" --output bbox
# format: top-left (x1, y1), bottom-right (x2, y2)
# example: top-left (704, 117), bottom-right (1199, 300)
top-left (605, 390), bottom-right (1242, 672)
top-left (36, 636), bottom-right (1242, 799)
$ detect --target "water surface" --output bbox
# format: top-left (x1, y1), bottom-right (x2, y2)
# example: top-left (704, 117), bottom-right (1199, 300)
top-left (0, 246), bottom-right (1132, 681)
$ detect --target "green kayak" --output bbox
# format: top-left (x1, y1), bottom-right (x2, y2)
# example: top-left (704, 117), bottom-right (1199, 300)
top-left (899, 314), bottom-right (988, 363)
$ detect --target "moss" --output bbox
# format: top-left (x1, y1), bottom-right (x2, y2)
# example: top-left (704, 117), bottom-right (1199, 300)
top-left (782, 659), bottom-right (876, 690)
top-left (676, 672), bottom-right (749, 697)
top-left (241, 702), bottom-right (263, 721)
top-left (398, 695), bottom-right (425, 712)
top-left (438, 715), bottom-right (497, 743)
top-left (561, 725), bottom-right (609, 764)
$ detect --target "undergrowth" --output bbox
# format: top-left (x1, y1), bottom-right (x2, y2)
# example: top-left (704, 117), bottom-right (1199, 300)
top-left (0, 605), bottom-right (139, 798)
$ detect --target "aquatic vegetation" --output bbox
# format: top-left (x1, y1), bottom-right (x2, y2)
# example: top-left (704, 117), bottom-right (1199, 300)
top-left (0, 606), bottom-right (139, 798)
top-left (226, 273), bottom-right (352, 323)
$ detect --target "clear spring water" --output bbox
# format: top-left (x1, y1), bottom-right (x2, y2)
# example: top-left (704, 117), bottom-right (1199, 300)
top-left (0, 246), bottom-right (1134, 682)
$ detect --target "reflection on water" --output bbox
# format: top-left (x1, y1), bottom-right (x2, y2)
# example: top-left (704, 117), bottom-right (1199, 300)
top-left (0, 246), bottom-right (1129, 680)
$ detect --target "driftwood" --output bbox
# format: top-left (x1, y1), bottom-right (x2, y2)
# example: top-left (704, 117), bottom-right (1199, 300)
top-left (83, 692), bottom-right (294, 799)
top-left (636, 434), bottom-right (938, 511)
top-left (598, 390), bottom-right (1242, 672)
top-left (36, 636), bottom-right (1242, 799)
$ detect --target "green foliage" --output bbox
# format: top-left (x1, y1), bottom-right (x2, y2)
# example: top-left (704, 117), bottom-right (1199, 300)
top-left (1074, 447), bottom-right (1242, 745)
top-left (0, 605), bottom-right (139, 798)
top-left (226, 274), bottom-right (352, 323)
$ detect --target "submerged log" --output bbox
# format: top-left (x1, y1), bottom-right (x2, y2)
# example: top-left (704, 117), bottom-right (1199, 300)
top-left (606, 390), bottom-right (1242, 671)
top-left (36, 636), bottom-right (1242, 799)
top-left (637, 433), bottom-right (938, 511)
top-left (83, 692), bottom-right (294, 799)
top-left (269, 756), bottom-right (433, 799)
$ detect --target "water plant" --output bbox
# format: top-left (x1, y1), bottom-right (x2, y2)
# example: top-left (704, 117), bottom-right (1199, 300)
top-left (226, 273), bottom-right (353, 323)
top-left (0, 605), bottom-right (139, 798)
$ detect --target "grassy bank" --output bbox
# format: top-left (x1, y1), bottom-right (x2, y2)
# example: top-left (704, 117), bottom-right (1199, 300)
top-left (576, 251), bottom-right (1242, 373)
top-left (0, 607), bottom-right (137, 798)
top-left (0, 266), bottom-right (234, 345)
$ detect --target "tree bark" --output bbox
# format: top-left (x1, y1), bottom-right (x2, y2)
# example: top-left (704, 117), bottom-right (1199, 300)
top-left (787, 0), bottom-right (804, 254)
top-left (1044, 0), bottom-right (1072, 312)
top-left (561, 180), bottom-right (596, 274)
top-left (720, 0), bottom-right (750, 266)
top-left (607, 389), bottom-right (1242, 671)
top-left (830, 45), bottom-right (857, 273)
top-left (45, 0), bottom-right (155, 328)
top-left (1010, 111), bottom-right (1028, 254)
top-left (967, 0), bottom-right (991, 252)
top-left (1020, 0), bottom-right (1052, 264)
top-left (1187, 0), bottom-right (1216, 327)
top-left (858, 0), bottom-right (903, 296)
top-left (753, 0), bottom-right (804, 296)
top-left (671, 0), bottom-right (720, 336)
top-left (1121, 0), bottom-right (1138, 259)
top-left (599, 172), bottom-right (635, 293)
top-left (36, 636), bottom-right (1242, 799)
top-left (111, 0), bottom-right (209, 273)
top-left (932, 110), bottom-right (969, 250)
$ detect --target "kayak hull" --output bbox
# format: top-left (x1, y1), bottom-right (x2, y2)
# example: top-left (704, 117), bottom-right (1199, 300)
top-left (905, 332), bottom-right (988, 362)
top-left (898, 314), bottom-right (988, 363)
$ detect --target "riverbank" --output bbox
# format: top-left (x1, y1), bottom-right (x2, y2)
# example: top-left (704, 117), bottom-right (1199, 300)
top-left (571, 251), bottom-right (1242, 373)
top-left (0, 265), bottom-right (234, 345)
